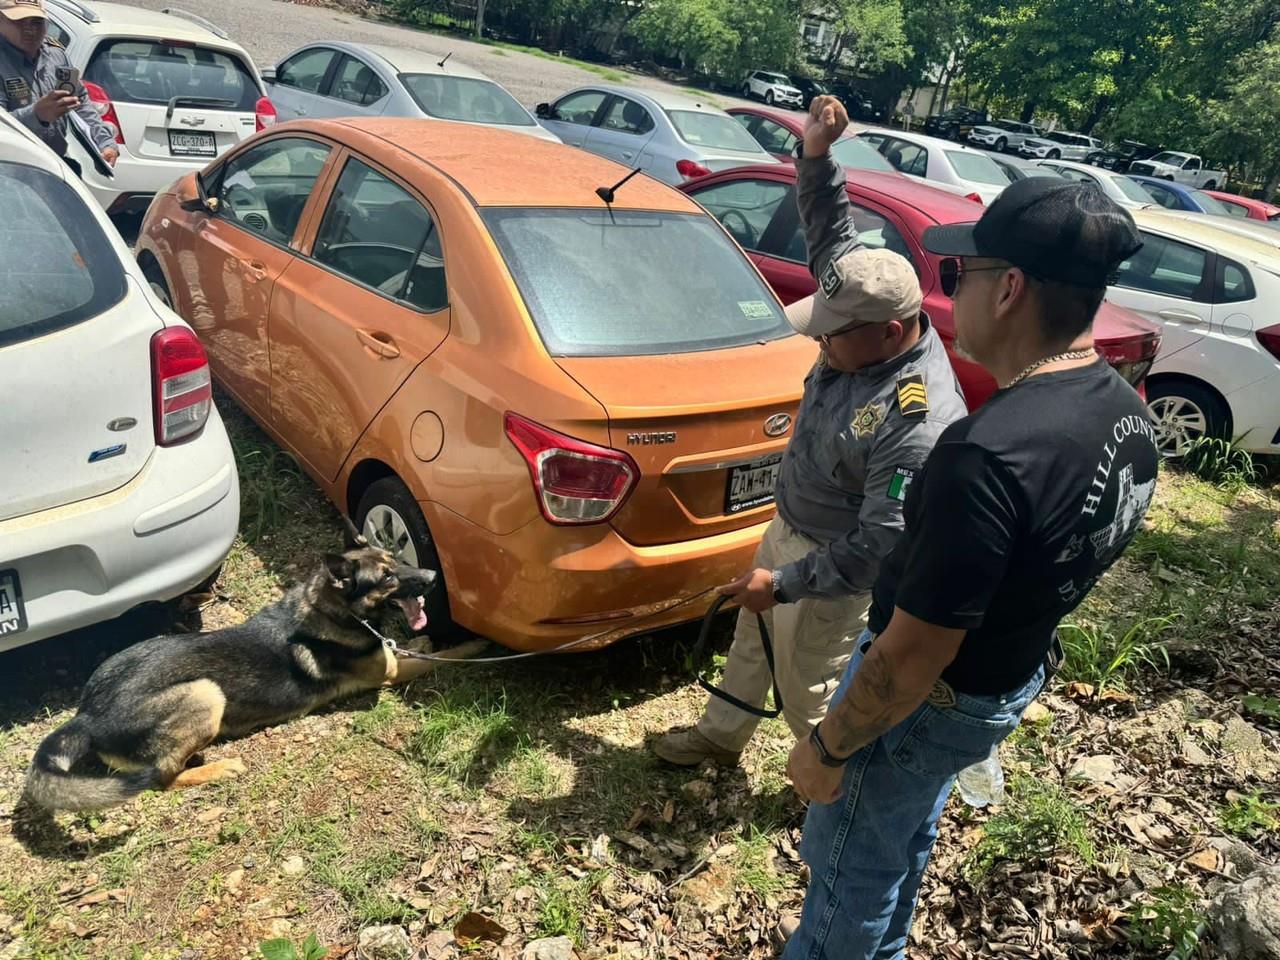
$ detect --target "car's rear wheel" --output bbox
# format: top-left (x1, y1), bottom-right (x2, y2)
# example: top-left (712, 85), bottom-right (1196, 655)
top-left (355, 476), bottom-right (464, 640)
top-left (1204, 180), bottom-right (1217, 189)
top-left (742, 84), bottom-right (752, 99)
top-left (1047, 149), bottom-right (1061, 159)
top-left (995, 137), bottom-right (1007, 152)
top-left (1146, 379), bottom-right (1230, 458)
top-left (141, 260), bottom-right (173, 307)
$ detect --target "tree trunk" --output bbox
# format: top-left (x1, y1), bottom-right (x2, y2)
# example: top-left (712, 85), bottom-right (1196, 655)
top-left (474, 0), bottom-right (486, 39)
top-left (1080, 95), bottom-right (1111, 135)
top-left (1264, 159), bottom-right (1280, 203)
top-left (1019, 99), bottom-right (1037, 124)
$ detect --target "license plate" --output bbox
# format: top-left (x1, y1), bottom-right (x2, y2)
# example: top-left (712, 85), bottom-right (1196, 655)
top-left (725, 453), bottom-right (783, 514)
top-left (0, 568), bottom-right (28, 638)
top-left (168, 130), bottom-right (217, 158)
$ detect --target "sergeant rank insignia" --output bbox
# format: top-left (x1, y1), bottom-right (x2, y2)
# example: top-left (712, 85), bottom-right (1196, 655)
top-left (896, 374), bottom-right (929, 417)
top-left (851, 401), bottom-right (886, 438)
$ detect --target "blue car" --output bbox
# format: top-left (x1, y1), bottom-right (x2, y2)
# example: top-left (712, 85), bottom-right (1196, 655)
top-left (1128, 175), bottom-right (1237, 216)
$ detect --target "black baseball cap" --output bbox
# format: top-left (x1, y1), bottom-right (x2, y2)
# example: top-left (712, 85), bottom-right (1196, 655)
top-left (921, 178), bottom-right (1143, 288)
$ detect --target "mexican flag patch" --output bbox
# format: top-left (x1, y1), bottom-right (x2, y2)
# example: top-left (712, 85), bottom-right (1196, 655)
top-left (887, 466), bottom-right (916, 502)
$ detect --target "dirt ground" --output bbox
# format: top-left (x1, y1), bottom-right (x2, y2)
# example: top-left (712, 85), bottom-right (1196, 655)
top-left (1, 402), bottom-right (1277, 960)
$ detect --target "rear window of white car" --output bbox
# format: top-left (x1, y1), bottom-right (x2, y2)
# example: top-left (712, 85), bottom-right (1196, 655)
top-left (945, 151), bottom-right (1008, 186)
top-left (86, 40), bottom-right (260, 111)
top-left (668, 111), bottom-right (765, 154)
top-left (0, 162), bottom-right (125, 348)
top-left (483, 208), bottom-right (791, 357)
top-left (400, 74), bottom-right (535, 126)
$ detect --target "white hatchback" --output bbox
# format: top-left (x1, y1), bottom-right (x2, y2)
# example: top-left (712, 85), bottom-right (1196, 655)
top-left (43, 0), bottom-right (273, 216)
top-left (0, 110), bottom-right (239, 651)
top-left (856, 128), bottom-right (1009, 204)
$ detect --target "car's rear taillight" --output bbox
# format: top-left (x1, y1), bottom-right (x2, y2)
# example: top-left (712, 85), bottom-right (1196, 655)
top-left (1257, 324), bottom-right (1280, 362)
top-left (151, 327), bottom-right (212, 445)
top-left (964, 192), bottom-right (984, 204)
top-left (255, 96), bottom-right (278, 133)
top-left (82, 81), bottom-right (125, 145)
top-left (676, 159), bottom-right (712, 180)
top-left (504, 412), bottom-right (639, 525)
top-left (1096, 329), bottom-right (1162, 386)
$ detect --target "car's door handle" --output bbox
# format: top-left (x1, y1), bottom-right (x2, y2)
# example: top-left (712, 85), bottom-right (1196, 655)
top-left (621, 151), bottom-right (633, 160)
top-left (1157, 309), bottom-right (1204, 324)
top-left (244, 260), bottom-right (268, 281)
top-left (356, 328), bottom-right (400, 359)
top-left (295, 107), bottom-right (307, 116)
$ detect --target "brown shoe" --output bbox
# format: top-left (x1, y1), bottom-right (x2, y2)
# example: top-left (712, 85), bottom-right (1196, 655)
top-left (773, 913), bottom-right (800, 947)
top-left (652, 727), bottom-right (742, 767)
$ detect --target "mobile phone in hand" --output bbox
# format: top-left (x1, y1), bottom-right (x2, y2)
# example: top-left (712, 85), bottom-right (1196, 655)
top-left (55, 66), bottom-right (81, 95)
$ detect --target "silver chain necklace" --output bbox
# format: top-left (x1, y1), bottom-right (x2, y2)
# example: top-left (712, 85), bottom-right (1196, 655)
top-left (1006, 349), bottom-right (1097, 389)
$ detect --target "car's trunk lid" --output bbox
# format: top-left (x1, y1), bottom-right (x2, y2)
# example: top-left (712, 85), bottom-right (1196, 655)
top-left (555, 337), bottom-right (817, 546)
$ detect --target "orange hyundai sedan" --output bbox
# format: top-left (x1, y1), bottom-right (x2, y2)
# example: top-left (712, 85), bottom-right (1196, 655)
top-left (136, 118), bottom-right (815, 650)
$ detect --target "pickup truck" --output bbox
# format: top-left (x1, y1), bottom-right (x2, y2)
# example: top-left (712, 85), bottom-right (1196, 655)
top-left (1126, 151), bottom-right (1225, 189)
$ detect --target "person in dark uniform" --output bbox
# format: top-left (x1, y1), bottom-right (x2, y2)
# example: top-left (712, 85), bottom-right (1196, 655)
top-left (0, 0), bottom-right (118, 172)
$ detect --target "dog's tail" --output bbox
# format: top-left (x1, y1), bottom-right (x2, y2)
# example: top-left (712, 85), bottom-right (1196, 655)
top-left (23, 716), bottom-right (160, 812)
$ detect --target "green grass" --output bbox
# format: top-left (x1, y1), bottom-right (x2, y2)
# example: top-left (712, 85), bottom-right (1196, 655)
top-left (315, 847), bottom-right (414, 925)
top-left (352, 695), bottom-right (406, 739)
top-left (534, 871), bottom-right (606, 945)
top-left (1219, 789), bottom-right (1279, 838)
top-left (1183, 436), bottom-right (1257, 490)
top-left (1128, 885), bottom-right (1203, 957)
top-left (1057, 615), bottom-right (1173, 696)
top-left (406, 682), bottom-right (522, 784)
top-left (733, 826), bottom-right (787, 897)
top-left (966, 775), bottom-right (1096, 881)
top-left (501, 745), bottom-right (568, 800)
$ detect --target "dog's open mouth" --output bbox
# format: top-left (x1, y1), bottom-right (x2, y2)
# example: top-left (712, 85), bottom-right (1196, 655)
top-left (397, 596), bottom-right (428, 632)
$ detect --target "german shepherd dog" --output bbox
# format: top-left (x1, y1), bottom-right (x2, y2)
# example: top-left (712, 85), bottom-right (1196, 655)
top-left (23, 521), bottom-right (483, 812)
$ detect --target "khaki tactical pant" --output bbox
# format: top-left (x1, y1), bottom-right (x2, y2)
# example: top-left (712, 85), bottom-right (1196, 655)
top-left (697, 515), bottom-right (870, 752)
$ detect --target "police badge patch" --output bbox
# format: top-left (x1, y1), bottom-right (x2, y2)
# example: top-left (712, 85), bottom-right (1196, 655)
top-left (4, 77), bottom-right (33, 108)
top-left (851, 401), bottom-right (886, 438)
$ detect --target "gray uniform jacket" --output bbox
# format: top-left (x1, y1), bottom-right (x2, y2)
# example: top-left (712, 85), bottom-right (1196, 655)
top-left (774, 151), bottom-right (968, 602)
top-left (1, 36), bottom-right (116, 158)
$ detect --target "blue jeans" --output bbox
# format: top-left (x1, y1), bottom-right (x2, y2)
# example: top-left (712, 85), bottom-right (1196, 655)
top-left (783, 629), bottom-right (1046, 960)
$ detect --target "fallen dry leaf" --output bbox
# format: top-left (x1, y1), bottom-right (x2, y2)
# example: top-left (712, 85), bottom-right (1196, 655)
top-left (453, 910), bottom-right (508, 945)
top-left (1186, 848), bottom-right (1221, 872)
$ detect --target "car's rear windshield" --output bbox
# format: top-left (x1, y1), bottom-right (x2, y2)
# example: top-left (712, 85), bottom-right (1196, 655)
top-left (667, 111), bottom-right (765, 154)
top-left (1150, 152), bottom-right (1189, 165)
top-left (400, 74), bottom-right (534, 126)
top-left (0, 162), bottom-right (125, 349)
top-left (1190, 190), bottom-right (1233, 216)
top-left (483, 208), bottom-right (792, 357)
top-left (86, 39), bottom-right (259, 110)
top-left (1114, 175), bottom-right (1156, 203)
top-left (945, 151), bottom-right (1008, 185)
top-left (830, 137), bottom-right (895, 172)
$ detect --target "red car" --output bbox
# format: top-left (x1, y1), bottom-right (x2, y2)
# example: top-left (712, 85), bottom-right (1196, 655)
top-left (681, 165), bottom-right (1160, 409)
top-left (1203, 189), bottom-right (1280, 222)
top-left (728, 105), bottom-right (898, 174)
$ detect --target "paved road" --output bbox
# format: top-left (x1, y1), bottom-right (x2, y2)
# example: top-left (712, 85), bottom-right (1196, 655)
top-left (128, 0), bottom-right (758, 113)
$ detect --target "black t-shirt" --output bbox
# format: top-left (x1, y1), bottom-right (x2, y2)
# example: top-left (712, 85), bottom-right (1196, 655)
top-left (869, 359), bottom-right (1159, 695)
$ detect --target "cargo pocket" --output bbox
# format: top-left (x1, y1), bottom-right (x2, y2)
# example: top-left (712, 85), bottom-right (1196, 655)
top-left (888, 702), bottom-right (1020, 780)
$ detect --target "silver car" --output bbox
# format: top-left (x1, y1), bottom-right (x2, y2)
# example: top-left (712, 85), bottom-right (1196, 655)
top-left (534, 85), bottom-right (777, 185)
top-left (263, 41), bottom-right (560, 142)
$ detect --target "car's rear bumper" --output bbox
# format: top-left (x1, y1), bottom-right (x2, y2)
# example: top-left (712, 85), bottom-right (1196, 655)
top-left (0, 411), bottom-right (240, 652)
top-left (425, 501), bottom-right (769, 651)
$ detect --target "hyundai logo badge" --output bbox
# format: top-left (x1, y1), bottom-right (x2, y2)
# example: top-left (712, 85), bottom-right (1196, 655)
top-left (764, 413), bottom-right (792, 437)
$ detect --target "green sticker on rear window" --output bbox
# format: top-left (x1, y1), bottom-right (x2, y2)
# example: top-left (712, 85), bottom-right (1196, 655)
top-left (739, 300), bottom-right (775, 320)
top-left (887, 466), bottom-right (916, 502)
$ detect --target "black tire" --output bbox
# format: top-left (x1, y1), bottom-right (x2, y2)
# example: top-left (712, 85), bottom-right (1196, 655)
top-left (355, 476), bottom-right (464, 640)
top-left (741, 84), bottom-right (752, 99)
top-left (1145, 379), bottom-right (1231, 458)
top-left (141, 260), bottom-right (173, 307)
top-left (995, 137), bottom-right (1007, 153)
top-left (1203, 180), bottom-right (1217, 190)
top-left (1047, 149), bottom-right (1061, 159)
top-left (765, 90), bottom-right (775, 105)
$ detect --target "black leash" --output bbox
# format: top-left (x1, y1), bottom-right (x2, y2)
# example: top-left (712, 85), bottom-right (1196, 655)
top-left (689, 593), bottom-right (784, 719)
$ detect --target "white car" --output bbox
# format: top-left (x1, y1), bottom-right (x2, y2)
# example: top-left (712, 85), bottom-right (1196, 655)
top-left (1126, 152), bottom-right (1225, 190)
top-left (265, 41), bottom-right (559, 142)
top-left (1140, 209), bottom-right (1280, 252)
top-left (740, 70), bottom-right (803, 109)
top-left (43, 0), bottom-right (273, 216)
top-left (1033, 159), bottom-right (1157, 208)
top-left (967, 119), bottom-right (1042, 153)
top-left (0, 110), bottom-right (239, 651)
top-left (1106, 209), bottom-right (1280, 457)
top-left (856, 129), bottom-right (1009, 204)
top-left (1018, 130), bottom-right (1102, 161)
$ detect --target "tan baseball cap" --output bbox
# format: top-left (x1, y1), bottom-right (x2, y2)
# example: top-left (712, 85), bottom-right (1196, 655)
top-left (785, 247), bottom-right (923, 337)
top-left (0, 0), bottom-right (46, 20)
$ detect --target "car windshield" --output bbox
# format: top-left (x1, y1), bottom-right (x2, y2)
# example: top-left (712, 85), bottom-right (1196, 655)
top-left (760, 73), bottom-right (790, 85)
top-left (830, 137), bottom-right (895, 172)
top-left (992, 120), bottom-right (1021, 131)
top-left (482, 208), bottom-right (791, 357)
top-left (400, 74), bottom-right (534, 126)
top-left (85, 39), bottom-right (259, 110)
top-left (1113, 175), bottom-right (1157, 203)
top-left (1045, 132), bottom-right (1079, 144)
top-left (668, 111), bottom-right (766, 153)
top-left (1190, 190), bottom-right (1233, 216)
top-left (1150, 152), bottom-right (1189, 165)
top-left (945, 151), bottom-right (1008, 186)
top-left (0, 162), bottom-right (125, 348)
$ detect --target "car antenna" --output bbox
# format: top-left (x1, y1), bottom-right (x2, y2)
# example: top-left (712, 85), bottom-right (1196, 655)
top-left (596, 167), bottom-right (642, 206)
top-left (438, 51), bottom-right (452, 69)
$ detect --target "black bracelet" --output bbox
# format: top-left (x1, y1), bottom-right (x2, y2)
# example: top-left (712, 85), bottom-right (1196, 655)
top-left (809, 723), bottom-right (853, 768)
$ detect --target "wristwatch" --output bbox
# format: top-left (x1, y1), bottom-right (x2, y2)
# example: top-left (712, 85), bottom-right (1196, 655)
top-left (809, 723), bottom-right (853, 768)
top-left (770, 569), bottom-right (790, 604)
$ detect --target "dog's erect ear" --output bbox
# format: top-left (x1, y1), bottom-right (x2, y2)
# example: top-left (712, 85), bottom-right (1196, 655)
top-left (323, 553), bottom-right (355, 589)
top-left (342, 515), bottom-right (370, 550)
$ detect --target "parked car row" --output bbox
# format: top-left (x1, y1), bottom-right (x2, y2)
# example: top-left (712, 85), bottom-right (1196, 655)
top-left (739, 69), bottom-right (885, 120)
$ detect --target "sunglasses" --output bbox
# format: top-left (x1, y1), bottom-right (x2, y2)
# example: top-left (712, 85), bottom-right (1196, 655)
top-left (816, 320), bottom-right (879, 346)
top-left (938, 258), bottom-right (1016, 298)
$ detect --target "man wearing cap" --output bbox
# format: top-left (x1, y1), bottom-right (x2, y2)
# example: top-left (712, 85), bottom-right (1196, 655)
top-left (781, 101), bottom-right (1158, 959)
top-left (654, 96), bottom-right (966, 768)
top-left (1, 0), bottom-right (118, 171)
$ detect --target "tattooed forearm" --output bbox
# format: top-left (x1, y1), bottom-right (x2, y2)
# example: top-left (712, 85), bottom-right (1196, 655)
top-left (821, 645), bottom-right (927, 756)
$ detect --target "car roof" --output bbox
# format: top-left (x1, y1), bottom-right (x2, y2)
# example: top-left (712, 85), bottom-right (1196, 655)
top-left (0, 108), bottom-right (73, 174)
top-left (1128, 174), bottom-right (1195, 196)
top-left (861, 128), bottom-right (992, 155)
top-left (320, 117), bottom-right (700, 211)
top-left (580, 84), bottom-right (727, 114)
top-left (1133, 208), bottom-right (1280, 265)
top-left (335, 42), bottom-right (492, 81)
top-left (47, 0), bottom-right (245, 47)
top-left (726, 105), bottom-right (803, 130)
top-left (1205, 190), bottom-right (1280, 214)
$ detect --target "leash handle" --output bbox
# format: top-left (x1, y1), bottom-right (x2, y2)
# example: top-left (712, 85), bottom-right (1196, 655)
top-left (692, 593), bottom-right (784, 719)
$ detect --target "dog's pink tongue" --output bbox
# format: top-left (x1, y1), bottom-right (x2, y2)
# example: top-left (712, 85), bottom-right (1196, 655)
top-left (398, 596), bottom-right (428, 631)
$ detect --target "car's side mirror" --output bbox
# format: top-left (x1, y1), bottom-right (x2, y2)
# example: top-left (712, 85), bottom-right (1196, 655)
top-left (261, 66), bottom-right (277, 83)
top-left (535, 102), bottom-right (551, 119)
top-left (178, 171), bottom-right (218, 213)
